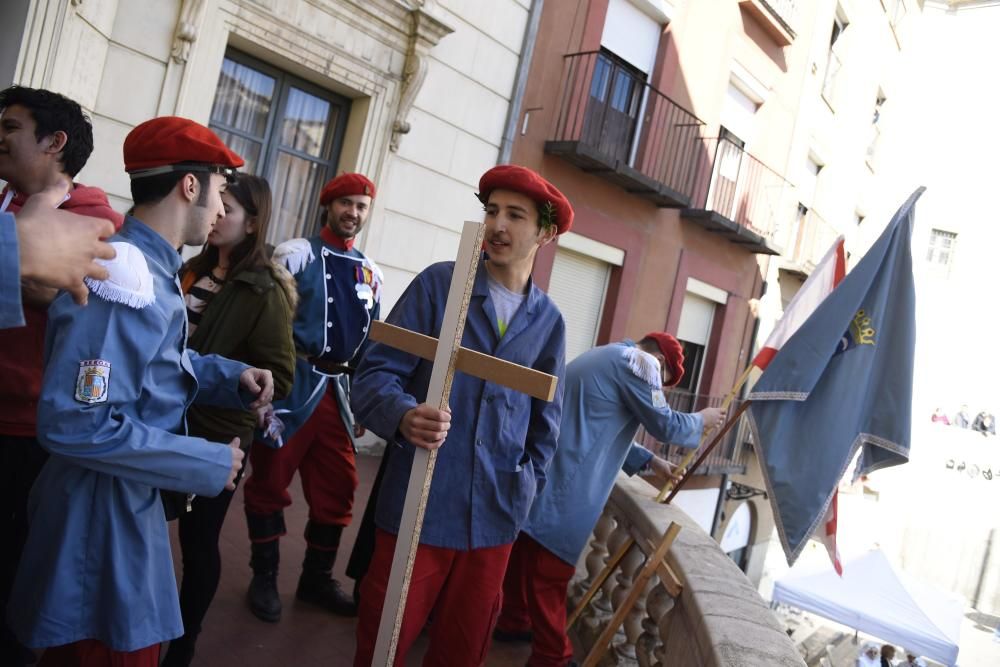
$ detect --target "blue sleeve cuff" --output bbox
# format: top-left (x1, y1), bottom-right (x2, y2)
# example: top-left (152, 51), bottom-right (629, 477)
top-left (623, 443), bottom-right (655, 476)
top-left (0, 213), bottom-right (24, 329)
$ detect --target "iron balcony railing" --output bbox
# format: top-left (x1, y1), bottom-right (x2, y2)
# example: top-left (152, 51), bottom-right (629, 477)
top-left (687, 136), bottom-right (793, 242)
top-left (549, 51), bottom-right (706, 204)
top-left (760, 0), bottom-right (797, 34)
top-left (635, 391), bottom-right (751, 475)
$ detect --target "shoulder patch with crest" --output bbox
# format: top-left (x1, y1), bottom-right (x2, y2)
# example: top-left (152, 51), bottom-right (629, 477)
top-left (651, 389), bottom-right (668, 409)
top-left (273, 238), bottom-right (314, 275)
top-left (622, 346), bottom-right (662, 388)
top-left (75, 359), bottom-right (111, 404)
top-left (84, 241), bottom-right (155, 309)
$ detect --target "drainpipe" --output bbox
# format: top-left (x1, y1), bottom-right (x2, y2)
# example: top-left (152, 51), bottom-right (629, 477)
top-left (498, 0), bottom-right (544, 163)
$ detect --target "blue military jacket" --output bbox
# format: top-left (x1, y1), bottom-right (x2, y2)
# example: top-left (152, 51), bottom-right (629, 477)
top-left (8, 217), bottom-right (250, 651)
top-left (351, 261), bottom-right (566, 550)
top-left (523, 341), bottom-right (703, 564)
top-left (264, 234), bottom-right (381, 443)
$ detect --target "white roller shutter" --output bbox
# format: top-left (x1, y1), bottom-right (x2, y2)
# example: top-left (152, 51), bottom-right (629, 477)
top-left (720, 82), bottom-right (758, 146)
top-left (547, 247), bottom-right (611, 361)
top-left (601, 0), bottom-right (663, 74)
top-left (677, 292), bottom-right (716, 345)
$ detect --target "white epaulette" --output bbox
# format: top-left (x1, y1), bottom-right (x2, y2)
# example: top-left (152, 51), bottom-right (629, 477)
top-left (84, 241), bottom-right (155, 309)
top-left (622, 346), bottom-right (662, 388)
top-left (363, 256), bottom-right (385, 303)
top-left (273, 238), bottom-right (314, 275)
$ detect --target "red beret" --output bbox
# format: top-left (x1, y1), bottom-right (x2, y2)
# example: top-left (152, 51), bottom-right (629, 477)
top-left (123, 117), bottom-right (243, 178)
top-left (320, 173), bottom-right (376, 205)
top-left (477, 165), bottom-right (573, 234)
top-left (644, 332), bottom-right (685, 387)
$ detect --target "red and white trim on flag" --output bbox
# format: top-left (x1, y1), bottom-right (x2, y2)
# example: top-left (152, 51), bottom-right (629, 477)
top-left (820, 490), bottom-right (843, 576)
top-left (752, 237), bottom-right (847, 371)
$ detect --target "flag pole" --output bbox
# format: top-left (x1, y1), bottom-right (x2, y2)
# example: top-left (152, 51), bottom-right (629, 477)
top-left (567, 365), bottom-right (754, 630)
top-left (662, 402), bottom-right (750, 504)
top-left (655, 364), bottom-right (753, 501)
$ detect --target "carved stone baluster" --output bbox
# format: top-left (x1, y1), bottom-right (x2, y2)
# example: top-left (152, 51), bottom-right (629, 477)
top-left (596, 514), bottom-right (630, 615)
top-left (617, 573), bottom-right (653, 665)
top-left (577, 513), bottom-right (628, 654)
top-left (578, 509), bottom-right (615, 601)
top-left (604, 535), bottom-right (644, 665)
top-left (638, 580), bottom-right (675, 667)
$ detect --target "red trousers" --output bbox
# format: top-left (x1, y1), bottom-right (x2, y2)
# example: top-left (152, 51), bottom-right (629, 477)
top-left (244, 388), bottom-right (357, 534)
top-left (497, 532), bottom-right (576, 667)
top-left (37, 640), bottom-right (159, 667)
top-left (354, 529), bottom-right (512, 667)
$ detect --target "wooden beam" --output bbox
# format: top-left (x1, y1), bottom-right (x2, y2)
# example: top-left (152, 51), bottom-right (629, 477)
top-left (369, 320), bottom-right (558, 401)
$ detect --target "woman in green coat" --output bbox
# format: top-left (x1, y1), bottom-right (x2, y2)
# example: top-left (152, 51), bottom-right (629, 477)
top-left (163, 174), bottom-right (297, 666)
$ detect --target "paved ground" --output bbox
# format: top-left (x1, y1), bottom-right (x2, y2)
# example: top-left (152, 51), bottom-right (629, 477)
top-left (170, 453), bottom-right (533, 666)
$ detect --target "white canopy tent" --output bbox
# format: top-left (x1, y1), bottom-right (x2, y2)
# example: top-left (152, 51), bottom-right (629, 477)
top-left (773, 549), bottom-right (964, 666)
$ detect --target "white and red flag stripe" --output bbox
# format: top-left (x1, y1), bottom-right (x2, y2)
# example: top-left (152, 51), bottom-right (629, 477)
top-left (752, 238), bottom-right (847, 369)
top-left (753, 236), bottom-right (846, 575)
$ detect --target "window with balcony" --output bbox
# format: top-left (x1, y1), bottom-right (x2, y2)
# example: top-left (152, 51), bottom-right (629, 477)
top-left (799, 155), bottom-right (822, 206)
top-left (866, 91), bottom-right (886, 171)
top-left (208, 50), bottom-right (351, 244)
top-left (738, 0), bottom-right (797, 46)
top-left (926, 229), bottom-right (957, 268)
top-left (821, 8), bottom-right (848, 110)
top-left (881, 0), bottom-right (907, 44)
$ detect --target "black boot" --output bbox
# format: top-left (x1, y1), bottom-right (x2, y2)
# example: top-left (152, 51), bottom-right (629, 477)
top-left (296, 522), bottom-right (357, 617)
top-left (246, 511), bottom-right (285, 623)
top-left (161, 633), bottom-right (196, 667)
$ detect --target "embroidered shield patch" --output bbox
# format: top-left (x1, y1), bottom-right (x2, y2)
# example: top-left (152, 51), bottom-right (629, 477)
top-left (651, 389), bottom-right (667, 409)
top-left (75, 359), bottom-right (111, 404)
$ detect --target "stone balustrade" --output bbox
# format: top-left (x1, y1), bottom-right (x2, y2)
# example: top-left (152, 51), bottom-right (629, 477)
top-left (569, 473), bottom-right (804, 667)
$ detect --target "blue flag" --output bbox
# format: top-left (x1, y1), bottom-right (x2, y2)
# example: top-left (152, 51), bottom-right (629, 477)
top-left (747, 188), bottom-right (923, 565)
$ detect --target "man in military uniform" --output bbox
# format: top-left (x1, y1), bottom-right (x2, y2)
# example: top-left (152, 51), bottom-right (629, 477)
top-left (7, 116), bottom-right (274, 666)
top-left (243, 173), bottom-right (382, 621)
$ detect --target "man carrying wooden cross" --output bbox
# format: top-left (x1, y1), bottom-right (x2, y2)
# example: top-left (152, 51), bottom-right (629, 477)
top-left (350, 165), bottom-right (571, 666)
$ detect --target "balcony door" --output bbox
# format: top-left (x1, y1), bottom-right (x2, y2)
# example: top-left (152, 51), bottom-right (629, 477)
top-left (708, 79), bottom-right (759, 220)
top-left (583, 51), bottom-right (645, 164)
top-left (708, 128), bottom-right (746, 221)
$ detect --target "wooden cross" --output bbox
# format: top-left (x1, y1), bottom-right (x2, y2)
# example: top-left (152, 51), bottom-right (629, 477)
top-left (367, 220), bottom-right (559, 666)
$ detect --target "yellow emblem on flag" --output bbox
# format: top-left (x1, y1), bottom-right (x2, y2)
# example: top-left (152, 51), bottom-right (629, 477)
top-left (850, 309), bottom-right (876, 346)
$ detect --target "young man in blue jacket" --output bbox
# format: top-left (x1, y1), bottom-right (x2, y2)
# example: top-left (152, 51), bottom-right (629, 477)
top-left (351, 165), bottom-right (571, 666)
top-left (496, 332), bottom-right (726, 667)
top-left (6, 117), bottom-right (274, 667)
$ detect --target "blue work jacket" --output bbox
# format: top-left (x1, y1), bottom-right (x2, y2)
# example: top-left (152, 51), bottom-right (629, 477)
top-left (351, 261), bottom-right (566, 550)
top-left (7, 217), bottom-right (250, 651)
top-left (523, 341), bottom-right (703, 564)
top-left (264, 235), bottom-right (380, 443)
